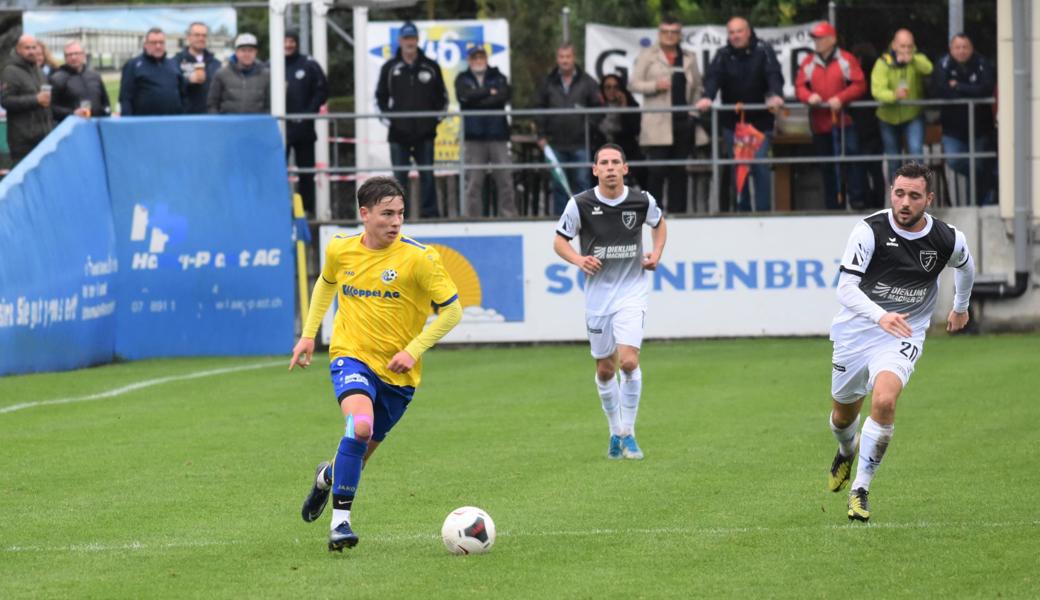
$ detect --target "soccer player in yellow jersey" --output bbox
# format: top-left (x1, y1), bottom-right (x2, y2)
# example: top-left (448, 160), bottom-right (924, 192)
top-left (289, 176), bottom-right (462, 552)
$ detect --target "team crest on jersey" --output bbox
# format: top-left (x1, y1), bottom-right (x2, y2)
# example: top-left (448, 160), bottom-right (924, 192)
top-left (919, 250), bottom-right (938, 272)
top-left (621, 211), bottom-right (637, 230)
top-left (381, 268), bottom-right (398, 283)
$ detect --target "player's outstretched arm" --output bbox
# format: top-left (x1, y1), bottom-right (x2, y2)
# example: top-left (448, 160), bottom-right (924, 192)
top-left (391, 300), bottom-right (464, 373)
top-left (878, 313), bottom-right (913, 338)
top-left (289, 337), bottom-right (315, 370)
top-left (947, 239), bottom-right (975, 333)
top-left (643, 218), bottom-right (667, 271)
top-left (553, 233), bottom-right (601, 275)
top-left (288, 277), bottom-right (338, 371)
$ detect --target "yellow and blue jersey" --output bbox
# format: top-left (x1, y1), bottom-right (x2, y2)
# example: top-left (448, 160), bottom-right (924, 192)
top-left (321, 233), bottom-right (458, 388)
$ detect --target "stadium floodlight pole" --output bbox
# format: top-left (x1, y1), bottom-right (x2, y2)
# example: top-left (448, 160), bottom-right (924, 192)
top-left (312, 0), bottom-right (333, 221)
top-left (828, 1), bottom-right (836, 28)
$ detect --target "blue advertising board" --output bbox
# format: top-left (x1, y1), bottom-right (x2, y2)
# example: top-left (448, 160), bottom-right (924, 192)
top-left (0, 119), bottom-right (118, 375)
top-left (98, 116), bottom-right (293, 358)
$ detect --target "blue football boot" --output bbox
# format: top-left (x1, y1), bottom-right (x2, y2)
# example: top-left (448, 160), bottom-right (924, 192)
top-left (328, 520), bottom-right (359, 552)
top-left (301, 461), bottom-right (331, 523)
top-left (620, 434), bottom-right (644, 460)
top-left (607, 435), bottom-right (623, 459)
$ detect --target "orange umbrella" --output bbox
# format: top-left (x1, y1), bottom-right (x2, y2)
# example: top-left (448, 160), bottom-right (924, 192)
top-left (733, 103), bottom-right (766, 196)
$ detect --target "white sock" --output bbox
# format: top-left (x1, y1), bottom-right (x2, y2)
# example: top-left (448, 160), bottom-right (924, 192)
top-left (851, 416), bottom-right (894, 491)
top-left (620, 367), bottom-right (642, 436)
top-left (331, 508), bottom-right (351, 530)
top-left (830, 413), bottom-right (860, 457)
top-left (595, 374), bottom-right (623, 436)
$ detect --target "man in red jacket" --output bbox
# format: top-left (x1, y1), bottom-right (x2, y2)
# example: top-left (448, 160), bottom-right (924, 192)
top-left (796, 22), bottom-right (868, 209)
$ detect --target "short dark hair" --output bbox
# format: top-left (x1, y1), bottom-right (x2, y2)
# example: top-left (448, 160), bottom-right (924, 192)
top-left (661, 14), bottom-right (681, 26)
top-left (893, 162), bottom-right (933, 194)
top-left (187, 22), bottom-right (208, 34)
top-left (557, 42), bottom-right (575, 54)
top-left (356, 176), bottom-right (405, 210)
top-left (146, 27), bottom-right (164, 38)
top-left (951, 32), bottom-right (972, 45)
top-left (594, 143), bottom-right (626, 164)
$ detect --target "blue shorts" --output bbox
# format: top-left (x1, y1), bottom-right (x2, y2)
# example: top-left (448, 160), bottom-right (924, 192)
top-left (329, 356), bottom-right (415, 442)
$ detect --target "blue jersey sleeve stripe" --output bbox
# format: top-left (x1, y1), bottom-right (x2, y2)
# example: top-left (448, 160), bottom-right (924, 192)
top-left (434, 294), bottom-right (459, 308)
top-left (400, 237), bottom-right (427, 250)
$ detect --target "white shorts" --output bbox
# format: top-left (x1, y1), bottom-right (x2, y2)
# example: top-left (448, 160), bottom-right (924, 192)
top-left (586, 306), bottom-right (645, 359)
top-left (830, 335), bottom-right (925, 403)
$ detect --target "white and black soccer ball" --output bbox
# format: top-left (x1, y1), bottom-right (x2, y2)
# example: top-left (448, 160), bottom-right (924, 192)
top-left (441, 506), bottom-right (496, 555)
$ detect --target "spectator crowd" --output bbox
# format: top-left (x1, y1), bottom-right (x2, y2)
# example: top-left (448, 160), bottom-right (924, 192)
top-left (1, 16), bottom-right (998, 214)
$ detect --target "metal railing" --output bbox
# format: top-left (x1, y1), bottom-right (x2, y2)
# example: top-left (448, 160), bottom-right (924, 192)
top-left (282, 96), bottom-right (996, 218)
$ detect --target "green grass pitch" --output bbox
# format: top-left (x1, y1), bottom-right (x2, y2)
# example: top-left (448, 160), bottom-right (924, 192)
top-left (1, 335), bottom-right (1038, 598)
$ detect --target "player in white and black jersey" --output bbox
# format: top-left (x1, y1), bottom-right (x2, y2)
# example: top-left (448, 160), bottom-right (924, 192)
top-left (554, 143), bottom-right (667, 460)
top-left (826, 162), bottom-right (975, 522)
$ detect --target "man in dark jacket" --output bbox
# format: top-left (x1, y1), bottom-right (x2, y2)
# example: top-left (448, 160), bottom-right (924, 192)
top-left (535, 43), bottom-right (603, 215)
top-left (932, 33), bottom-right (996, 205)
top-left (173, 22), bottom-right (222, 115)
top-left (50, 40), bottom-right (110, 122)
top-left (207, 34), bottom-right (270, 114)
top-left (696, 17), bottom-right (785, 212)
top-left (1, 34), bottom-right (54, 164)
top-left (375, 21), bottom-right (447, 219)
top-left (285, 30), bottom-right (329, 216)
top-left (455, 45), bottom-right (516, 218)
top-left (119, 28), bottom-right (185, 116)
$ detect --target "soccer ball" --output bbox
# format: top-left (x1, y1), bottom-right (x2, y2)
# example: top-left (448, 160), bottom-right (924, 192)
top-left (441, 506), bottom-right (496, 555)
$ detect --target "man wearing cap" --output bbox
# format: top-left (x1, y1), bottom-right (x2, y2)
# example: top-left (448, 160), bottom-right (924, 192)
top-left (285, 30), bottom-right (329, 216)
top-left (173, 22), bottom-right (222, 114)
top-left (208, 33), bottom-right (270, 114)
top-left (376, 21), bottom-right (448, 219)
top-left (119, 27), bottom-right (185, 116)
top-left (795, 21), bottom-right (867, 209)
top-left (454, 44), bottom-right (517, 218)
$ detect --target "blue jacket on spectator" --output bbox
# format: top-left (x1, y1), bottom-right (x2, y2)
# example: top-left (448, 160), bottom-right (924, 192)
top-left (931, 51), bottom-right (995, 142)
top-left (455, 66), bottom-right (510, 141)
top-left (119, 51), bottom-right (185, 116)
top-left (285, 50), bottom-right (329, 144)
top-left (172, 48), bottom-right (222, 114)
top-left (701, 30), bottom-right (784, 132)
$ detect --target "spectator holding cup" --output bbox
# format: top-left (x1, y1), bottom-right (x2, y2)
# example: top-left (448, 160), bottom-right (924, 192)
top-left (871, 28), bottom-right (932, 183)
top-left (0, 34), bottom-right (54, 165)
top-left (50, 40), bottom-right (111, 123)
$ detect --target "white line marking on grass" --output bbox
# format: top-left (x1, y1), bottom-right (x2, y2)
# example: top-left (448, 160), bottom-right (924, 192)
top-left (5, 521), bottom-right (1037, 554)
top-left (0, 360), bottom-right (284, 415)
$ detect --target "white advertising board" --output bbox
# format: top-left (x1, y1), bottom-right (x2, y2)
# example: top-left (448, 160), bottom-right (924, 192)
top-left (318, 215), bottom-right (863, 345)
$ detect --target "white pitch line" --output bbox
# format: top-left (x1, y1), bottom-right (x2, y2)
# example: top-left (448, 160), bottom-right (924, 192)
top-left (4, 521), bottom-right (1037, 554)
top-left (0, 360), bottom-right (284, 415)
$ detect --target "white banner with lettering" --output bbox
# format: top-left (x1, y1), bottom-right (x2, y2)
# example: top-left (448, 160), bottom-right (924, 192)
top-left (318, 215), bottom-right (872, 345)
top-left (585, 22), bottom-right (817, 101)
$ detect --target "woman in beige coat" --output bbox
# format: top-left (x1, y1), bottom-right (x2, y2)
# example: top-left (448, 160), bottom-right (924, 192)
top-left (629, 16), bottom-right (702, 213)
